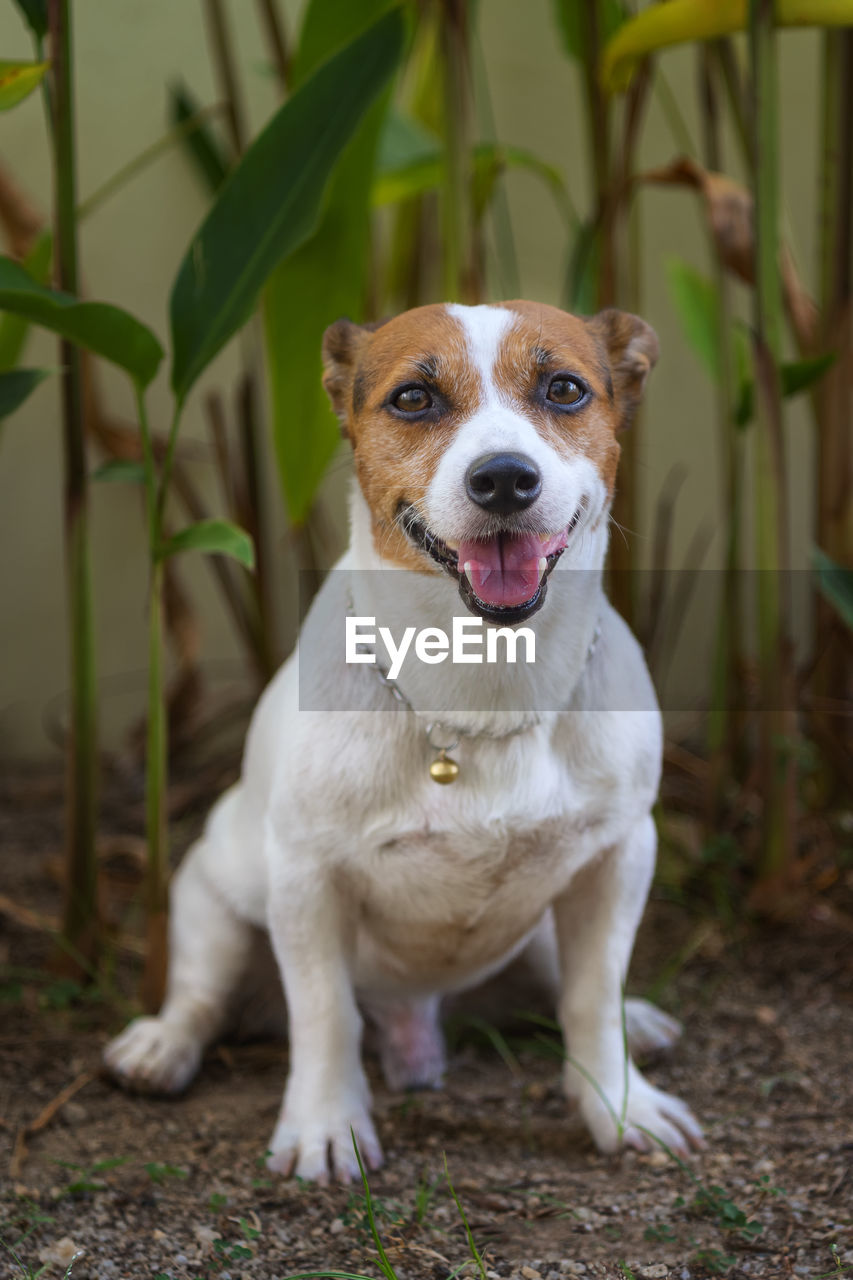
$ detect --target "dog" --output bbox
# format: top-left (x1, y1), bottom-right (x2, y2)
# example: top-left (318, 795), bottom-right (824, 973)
top-left (104, 300), bottom-right (703, 1182)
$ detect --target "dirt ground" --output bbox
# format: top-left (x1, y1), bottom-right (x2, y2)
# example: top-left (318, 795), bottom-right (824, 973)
top-left (1, 765), bottom-right (852, 1280)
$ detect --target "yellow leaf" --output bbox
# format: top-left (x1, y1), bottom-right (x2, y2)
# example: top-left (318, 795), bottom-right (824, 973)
top-left (601, 0), bottom-right (853, 93)
top-left (0, 59), bottom-right (49, 111)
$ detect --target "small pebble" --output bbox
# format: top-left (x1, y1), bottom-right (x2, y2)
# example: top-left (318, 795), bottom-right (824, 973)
top-left (38, 1238), bottom-right (83, 1268)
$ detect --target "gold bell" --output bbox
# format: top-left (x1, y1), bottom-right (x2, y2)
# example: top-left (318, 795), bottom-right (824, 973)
top-left (429, 749), bottom-right (459, 784)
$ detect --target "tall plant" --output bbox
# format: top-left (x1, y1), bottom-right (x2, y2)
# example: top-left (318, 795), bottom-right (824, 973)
top-left (814, 29), bottom-right (853, 767)
top-left (1, 7), bottom-right (406, 1000)
top-left (747, 0), bottom-right (796, 890)
top-left (262, 0), bottom-right (402, 539)
top-left (46, 0), bottom-right (99, 968)
top-left (600, 0), bottom-right (853, 902)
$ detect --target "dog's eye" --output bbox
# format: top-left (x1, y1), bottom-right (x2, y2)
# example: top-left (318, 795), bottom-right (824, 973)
top-left (393, 387), bottom-right (432, 414)
top-left (547, 377), bottom-right (584, 406)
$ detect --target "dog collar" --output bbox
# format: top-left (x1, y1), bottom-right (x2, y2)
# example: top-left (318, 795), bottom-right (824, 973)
top-left (348, 594), bottom-right (602, 785)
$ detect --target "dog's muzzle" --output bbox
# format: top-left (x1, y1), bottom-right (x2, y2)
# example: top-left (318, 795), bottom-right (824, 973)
top-left (398, 504), bottom-right (581, 625)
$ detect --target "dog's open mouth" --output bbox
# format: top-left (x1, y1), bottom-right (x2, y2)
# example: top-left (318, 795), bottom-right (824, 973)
top-left (399, 505), bottom-right (581, 624)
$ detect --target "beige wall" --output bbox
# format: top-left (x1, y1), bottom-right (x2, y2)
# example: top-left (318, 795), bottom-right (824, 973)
top-left (0, 2), bottom-right (820, 756)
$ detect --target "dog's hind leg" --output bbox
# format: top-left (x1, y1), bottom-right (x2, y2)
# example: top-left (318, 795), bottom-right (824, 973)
top-left (104, 790), bottom-right (256, 1093)
top-left (521, 915), bottom-right (682, 1058)
top-left (363, 994), bottom-right (445, 1091)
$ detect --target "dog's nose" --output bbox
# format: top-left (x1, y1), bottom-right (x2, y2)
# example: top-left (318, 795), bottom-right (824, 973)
top-left (465, 452), bottom-right (542, 514)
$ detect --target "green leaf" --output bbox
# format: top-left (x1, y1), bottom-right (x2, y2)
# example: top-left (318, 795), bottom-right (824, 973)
top-left (470, 143), bottom-right (575, 227)
top-left (168, 81), bottom-right (230, 194)
top-left (159, 518), bottom-right (255, 569)
top-left (378, 110), bottom-right (441, 173)
top-left (735, 344), bottom-right (836, 427)
top-left (0, 256), bottom-right (164, 387)
top-left (169, 5), bottom-right (406, 404)
top-left (372, 110), bottom-right (442, 205)
top-left (0, 231), bottom-right (52, 372)
top-left (262, 0), bottom-right (403, 526)
top-left (603, 0), bottom-right (853, 92)
top-left (552, 0), bottom-right (627, 63)
top-left (733, 322), bottom-right (753, 428)
top-left (663, 267), bottom-right (830, 428)
top-left (91, 459), bottom-right (147, 484)
top-left (665, 257), bottom-right (719, 380)
top-left (0, 59), bottom-right (48, 111)
top-left (12, 0), bottom-right (48, 39)
top-left (564, 218), bottom-right (599, 314)
top-left (374, 133), bottom-right (575, 235)
top-left (0, 367), bottom-right (50, 418)
top-left (813, 548), bottom-right (853, 632)
top-left (781, 351), bottom-right (836, 397)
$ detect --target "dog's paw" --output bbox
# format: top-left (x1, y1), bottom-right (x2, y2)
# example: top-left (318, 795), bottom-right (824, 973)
top-left (578, 1065), bottom-right (704, 1160)
top-left (103, 1017), bottom-right (201, 1094)
top-left (266, 1104), bottom-right (383, 1184)
top-left (375, 1004), bottom-right (446, 1092)
top-left (624, 997), bottom-right (682, 1058)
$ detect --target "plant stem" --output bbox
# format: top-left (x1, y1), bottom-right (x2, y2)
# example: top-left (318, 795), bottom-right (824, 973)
top-left (76, 104), bottom-right (226, 222)
top-left (254, 0), bottom-right (290, 91)
top-left (701, 44), bottom-right (744, 826)
top-left (141, 557), bottom-right (169, 1012)
top-left (814, 29), bottom-right (853, 766)
top-left (202, 2), bottom-right (279, 669)
top-left (579, 2), bottom-right (637, 624)
top-left (714, 38), bottom-right (753, 169)
top-left (203, 0), bottom-right (246, 154)
top-left (49, 0), bottom-right (99, 968)
top-left (748, 0), bottom-right (797, 894)
top-left (157, 401), bottom-right (184, 525)
top-left (237, 370), bottom-right (276, 679)
top-left (614, 59), bottom-right (651, 630)
top-left (470, 27), bottom-right (521, 298)
top-left (439, 0), bottom-right (473, 302)
top-left (581, 2), bottom-right (615, 307)
top-left (653, 68), bottom-right (698, 158)
top-left (136, 387), bottom-right (169, 1011)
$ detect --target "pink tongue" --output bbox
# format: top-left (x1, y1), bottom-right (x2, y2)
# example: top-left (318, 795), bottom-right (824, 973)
top-left (457, 530), bottom-right (568, 608)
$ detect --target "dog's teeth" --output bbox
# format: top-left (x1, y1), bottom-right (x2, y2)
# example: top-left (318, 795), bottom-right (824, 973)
top-left (537, 557), bottom-right (547, 581)
top-left (463, 561), bottom-right (473, 582)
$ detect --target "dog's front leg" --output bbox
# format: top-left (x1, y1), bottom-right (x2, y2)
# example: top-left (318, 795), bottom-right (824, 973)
top-left (553, 814), bottom-right (703, 1158)
top-left (265, 851), bottom-right (380, 1184)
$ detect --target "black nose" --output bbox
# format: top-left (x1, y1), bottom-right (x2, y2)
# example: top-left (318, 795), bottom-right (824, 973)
top-left (465, 452), bottom-right (542, 514)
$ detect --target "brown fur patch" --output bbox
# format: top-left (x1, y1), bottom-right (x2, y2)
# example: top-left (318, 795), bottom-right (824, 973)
top-left (491, 300), bottom-right (625, 496)
top-left (322, 305), bottom-right (484, 568)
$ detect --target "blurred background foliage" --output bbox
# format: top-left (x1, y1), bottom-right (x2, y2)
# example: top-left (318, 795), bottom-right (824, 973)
top-left (0, 0), bottom-right (850, 988)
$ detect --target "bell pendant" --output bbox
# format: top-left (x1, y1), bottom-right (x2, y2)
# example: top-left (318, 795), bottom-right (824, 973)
top-left (429, 749), bottom-right (459, 784)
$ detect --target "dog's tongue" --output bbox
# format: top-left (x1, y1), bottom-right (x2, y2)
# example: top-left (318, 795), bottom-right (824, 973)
top-left (458, 530), bottom-right (567, 608)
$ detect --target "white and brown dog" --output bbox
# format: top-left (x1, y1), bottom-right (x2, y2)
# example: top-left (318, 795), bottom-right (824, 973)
top-left (105, 301), bottom-right (703, 1181)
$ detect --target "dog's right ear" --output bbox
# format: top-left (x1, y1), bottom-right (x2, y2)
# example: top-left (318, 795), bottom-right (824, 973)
top-left (322, 317), bottom-right (387, 435)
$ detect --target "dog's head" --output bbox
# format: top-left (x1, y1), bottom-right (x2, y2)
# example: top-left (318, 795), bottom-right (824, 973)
top-left (322, 301), bottom-right (657, 624)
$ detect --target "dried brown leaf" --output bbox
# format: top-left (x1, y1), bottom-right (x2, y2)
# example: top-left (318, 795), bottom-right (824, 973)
top-left (639, 155), bottom-right (819, 351)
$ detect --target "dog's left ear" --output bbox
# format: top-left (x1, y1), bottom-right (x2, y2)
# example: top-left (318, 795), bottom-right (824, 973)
top-left (322, 318), bottom-right (366, 433)
top-left (322, 316), bottom-right (389, 434)
top-left (588, 308), bottom-right (659, 429)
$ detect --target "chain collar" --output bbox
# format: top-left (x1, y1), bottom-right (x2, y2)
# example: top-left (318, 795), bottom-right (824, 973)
top-left (347, 590), bottom-right (602, 784)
